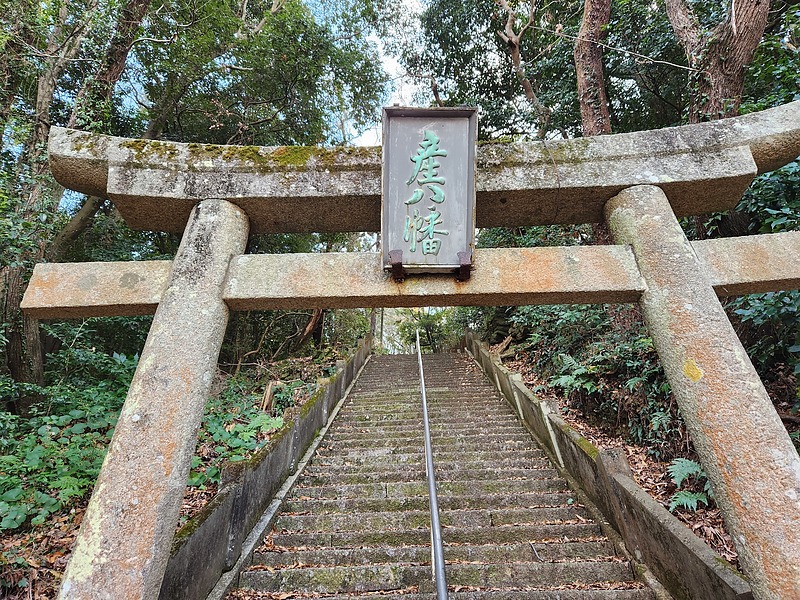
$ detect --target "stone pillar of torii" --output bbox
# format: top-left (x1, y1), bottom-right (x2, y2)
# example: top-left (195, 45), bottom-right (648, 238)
top-left (23, 101), bottom-right (800, 599)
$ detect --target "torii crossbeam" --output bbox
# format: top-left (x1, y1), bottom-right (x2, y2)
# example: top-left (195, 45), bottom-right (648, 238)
top-left (24, 102), bottom-right (800, 600)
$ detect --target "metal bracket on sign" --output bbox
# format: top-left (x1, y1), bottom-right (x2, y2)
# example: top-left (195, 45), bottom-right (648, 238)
top-left (456, 251), bottom-right (472, 282)
top-left (389, 249), bottom-right (406, 283)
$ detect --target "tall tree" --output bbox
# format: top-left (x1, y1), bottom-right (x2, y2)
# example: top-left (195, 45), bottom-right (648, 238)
top-left (574, 0), bottom-right (612, 136)
top-left (1, 0), bottom-right (102, 406)
top-left (404, 0), bottom-right (583, 139)
top-left (47, 0), bottom-right (155, 262)
top-left (666, 0), bottom-right (770, 122)
top-left (1, 0), bottom-right (393, 413)
top-left (495, 0), bottom-right (552, 138)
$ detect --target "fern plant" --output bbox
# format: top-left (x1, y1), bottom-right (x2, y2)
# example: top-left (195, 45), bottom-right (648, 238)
top-left (667, 458), bottom-right (714, 512)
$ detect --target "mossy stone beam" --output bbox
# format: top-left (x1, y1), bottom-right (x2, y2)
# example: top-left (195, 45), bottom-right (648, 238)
top-left (48, 101), bottom-right (800, 234)
top-left (58, 199), bottom-right (249, 600)
top-left (605, 185), bottom-right (800, 600)
top-left (21, 231), bottom-right (800, 318)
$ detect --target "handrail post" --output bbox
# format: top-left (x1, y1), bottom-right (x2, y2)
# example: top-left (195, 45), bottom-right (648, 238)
top-left (415, 330), bottom-right (448, 600)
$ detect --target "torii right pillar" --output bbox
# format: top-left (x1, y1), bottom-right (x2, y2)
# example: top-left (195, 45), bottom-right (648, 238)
top-left (606, 185), bottom-right (800, 600)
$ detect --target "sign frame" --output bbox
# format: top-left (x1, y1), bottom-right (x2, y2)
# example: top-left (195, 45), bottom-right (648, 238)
top-left (381, 106), bottom-right (478, 277)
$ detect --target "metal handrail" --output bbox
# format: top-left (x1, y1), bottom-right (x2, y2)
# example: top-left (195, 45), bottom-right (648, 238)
top-left (415, 330), bottom-right (448, 600)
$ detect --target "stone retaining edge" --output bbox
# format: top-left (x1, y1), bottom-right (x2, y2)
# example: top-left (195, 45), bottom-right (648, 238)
top-left (157, 335), bottom-right (373, 600)
top-left (462, 331), bottom-right (752, 600)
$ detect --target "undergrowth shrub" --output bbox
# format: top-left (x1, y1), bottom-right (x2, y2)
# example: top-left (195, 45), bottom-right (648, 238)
top-left (187, 376), bottom-right (296, 487)
top-left (0, 350), bottom-right (136, 531)
top-left (468, 302), bottom-right (686, 459)
top-left (667, 458), bottom-right (714, 512)
top-left (0, 324), bottom-right (337, 533)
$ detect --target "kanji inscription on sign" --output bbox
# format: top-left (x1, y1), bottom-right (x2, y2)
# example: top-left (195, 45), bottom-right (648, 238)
top-left (382, 107), bottom-right (477, 274)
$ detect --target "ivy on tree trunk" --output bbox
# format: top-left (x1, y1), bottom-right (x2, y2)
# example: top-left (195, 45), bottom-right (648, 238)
top-left (666, 0), bottom-right (770, 123)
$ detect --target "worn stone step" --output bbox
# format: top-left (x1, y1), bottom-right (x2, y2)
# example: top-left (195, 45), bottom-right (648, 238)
top-left (317, 436), bottom-right (538, 451)
top-left (312, 446), bottom-right (548, 462)
top-left (308, 455), bottom-right (553, 472)
top-left (300, 467), bottom-right (560, 486)
top-left (240, 561), bottom-right (634, 594)
top-left (270, 522), bottom-right (604, 549)
top-left (347, 397), bottom-right (502, 406)
top-left (342, 402), bottom-right (507, 412)
top-left (291, 477), bottom-right (568, 500)
top-left (330, 418), bottom-right (522, 432)
top-left (274, 506), bottom-right (589, 533)
top-left (323, 429), bottom-right (531, 444)
top-left (281, 491), bottom-right (576, 514)
top-left (254, 540), bottom-right (618, 567)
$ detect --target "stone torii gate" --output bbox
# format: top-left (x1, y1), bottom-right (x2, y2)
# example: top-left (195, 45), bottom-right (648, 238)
top-left (22, 101), bottom-right (800, 599)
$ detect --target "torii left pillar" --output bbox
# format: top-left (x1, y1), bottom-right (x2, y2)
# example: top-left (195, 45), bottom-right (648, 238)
top-left (59, 199), bottom-right (249, 599)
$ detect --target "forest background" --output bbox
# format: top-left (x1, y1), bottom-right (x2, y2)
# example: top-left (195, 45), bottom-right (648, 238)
top-left (1, 0), bottom-right (799, 596)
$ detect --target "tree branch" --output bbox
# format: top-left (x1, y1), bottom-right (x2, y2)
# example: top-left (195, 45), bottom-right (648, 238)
top-left (665, 0), bottom-right (702, 54)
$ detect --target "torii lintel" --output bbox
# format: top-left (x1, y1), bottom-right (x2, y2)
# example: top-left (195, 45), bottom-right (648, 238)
top-left (48, 101), bottom-right (800, 234)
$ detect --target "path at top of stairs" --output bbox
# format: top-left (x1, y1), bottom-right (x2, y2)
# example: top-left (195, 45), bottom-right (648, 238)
top-left (227, 352), bottom-right (656, 599)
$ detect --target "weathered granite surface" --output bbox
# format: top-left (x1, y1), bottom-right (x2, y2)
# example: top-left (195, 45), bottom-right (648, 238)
top-left (47, 101), bottom-right (800, 233)
top-left (58, 199), bottom-right (249, 600)
top-left (606, 185), bottom-right (800, 600)
top-left (22, 231), bottom-right (800, 318)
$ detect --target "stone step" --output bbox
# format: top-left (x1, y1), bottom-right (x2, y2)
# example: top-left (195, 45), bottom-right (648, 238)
top-left (274, 506), bottom-right (590, 533)
top-left (254, 540), bottom-right (618, 567)
top-left (239, 561), bottom-right (635, 594)
top-left (336, 403), bottom-right (509, 412)
top-left (316, 437), bottom-right (539, 451)
top-left (281, 491), bottom-right (575, 514)
top-left (270, 522), bottom-right (604, 549)
top-left (323, 429), bottom-right (532, 444)
top-left (336, 410), bottom-right (516, 420)
top-left (346, 397), bottom-right (502, 405)
top-left (307, 455), bottom-right (553, 472)
top-left (314, 446), bottom-right (547, 462)
top-left (299, 467), bottom-right (560, 486)
top-left (329, 418), bottom-right (522, 431)
top-left (290, 477), bottom-right (569, 500)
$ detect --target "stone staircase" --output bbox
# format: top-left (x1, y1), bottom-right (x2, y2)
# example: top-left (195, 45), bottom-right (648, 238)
top-left (228, 353), bottom-right (656, 599)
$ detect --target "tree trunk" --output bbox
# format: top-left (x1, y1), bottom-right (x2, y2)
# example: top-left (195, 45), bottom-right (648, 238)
top-left (46, 196), bottom-right (106, 262)
top-left (496, 0), bottom-right (552, 139)
top-left (1, 2), bottom-right (96, 411)
top-left (574, 0), bottom-right (613, 243)
top-left (574, 0), bottom-right (612, 136)
top-left (68, 0), bottom-right (152, 130)
top-left (665, 0), bottom-right (770, 123)
top-left (292, 309), bottom-right (325, 352)
top-left (46, 0), bottom-right (154, 261)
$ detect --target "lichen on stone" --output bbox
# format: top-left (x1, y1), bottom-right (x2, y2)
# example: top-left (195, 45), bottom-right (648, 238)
top-left (120, 138), bottom-right (180, 163)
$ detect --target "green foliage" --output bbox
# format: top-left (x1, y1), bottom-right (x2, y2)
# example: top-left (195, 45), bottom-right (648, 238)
top-left (0, 327), bottom-right (339, 528)
top-left (667, 458), bottom-right (714, 512)
top-left (188, 377), bottom-right (315, 487)
top-left (321, 309), bottom-right (370, 352)
top-left (737, 162), bottom-right (800, 235)
top-left (741, 5), bottom-right (800, 113)
top-left (402, 0), bottom-right (690, 137)
top-left (454, 300), bottom-right (681, 459)
top-left (0, 352), bottom-right (136, 531)
top-left (396, 307), bottom-right (459, 354)
top-left (133, 0), bottom-right (390, 145)
top-left (604, 0), bottom-right (686, 131)
top-left (402, 0), bottom-right (582, 138)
